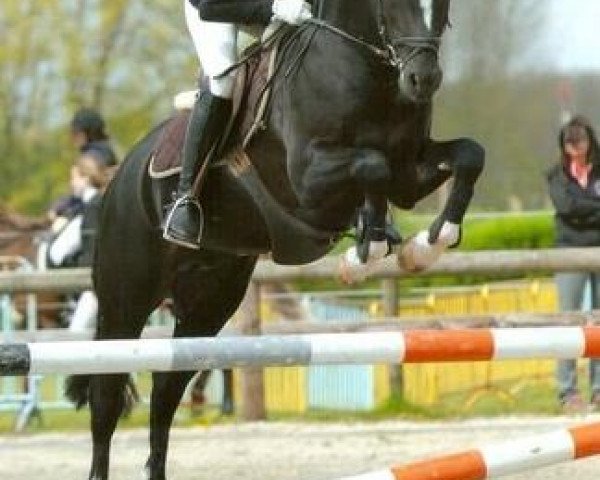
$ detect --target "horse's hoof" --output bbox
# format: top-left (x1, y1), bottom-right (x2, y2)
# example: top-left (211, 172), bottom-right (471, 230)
top-left (397, 231), bottom-right (440, 273)
top-left (338, 257), bottom-right (369, 285)
top-left (338, 257), bottom-right (357, 284)
top-left (397, 248), bottom-right (425, 273)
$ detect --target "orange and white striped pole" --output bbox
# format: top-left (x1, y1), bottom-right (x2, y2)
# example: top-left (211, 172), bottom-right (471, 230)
top-left (399, 326), bottom-right (600, 362)
top-left (337, 422), bottom-right (600, 480)
top-left (2, 327), bottom-right (600, 376)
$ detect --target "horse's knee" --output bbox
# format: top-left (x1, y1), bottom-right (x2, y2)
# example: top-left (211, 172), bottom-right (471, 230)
top-left (454, 139), bottom-right (485, 182)
top-left (350, 150), bottom-right (391, 193)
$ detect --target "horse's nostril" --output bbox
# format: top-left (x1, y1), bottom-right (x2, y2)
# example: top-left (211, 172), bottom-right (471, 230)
top-left (409, 73), bottom-right (419, 88)
top-left (407, 70), bottom-right (441, 94)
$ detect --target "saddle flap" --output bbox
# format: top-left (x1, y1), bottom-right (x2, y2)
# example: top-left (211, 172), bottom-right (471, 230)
top-left (148, 112), bottom-right (190, 178)
top-left (148, 40), bottom-right (278, 180)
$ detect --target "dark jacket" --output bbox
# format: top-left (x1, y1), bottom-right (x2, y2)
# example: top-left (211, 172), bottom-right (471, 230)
top-left (189, 0), bottom-right (275, 25)
top-left (49, 194), bottom-right (84, 219)
top-left (47, 193), bottom-right (101, 269)
top-left (78, 193), bottom-right (103, 268)
top-left (546, 162), bottom-right (600, 247)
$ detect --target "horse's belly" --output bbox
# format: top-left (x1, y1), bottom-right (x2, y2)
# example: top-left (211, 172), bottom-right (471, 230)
top-left (199, 166), bottom-right (272, 255)
top-left (201, 163), bottom-right (335, 264)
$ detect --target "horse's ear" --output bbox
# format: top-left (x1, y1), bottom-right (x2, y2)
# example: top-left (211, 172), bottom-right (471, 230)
top-left (432, 0), bottom-right (451, 33)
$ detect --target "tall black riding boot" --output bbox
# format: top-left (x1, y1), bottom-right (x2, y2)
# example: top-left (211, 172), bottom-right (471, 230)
top-left (163, 91), bottom-right (232, 249)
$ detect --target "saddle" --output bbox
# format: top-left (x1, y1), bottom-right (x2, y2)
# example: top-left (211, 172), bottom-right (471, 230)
top-left (148, 39), bottom-right (278, 179)
top-left (143, 33), bottom-right (338, 264)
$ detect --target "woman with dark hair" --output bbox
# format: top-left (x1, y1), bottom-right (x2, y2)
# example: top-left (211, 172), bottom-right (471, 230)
top-left (546, 115), bottom-right (600, 412)
top-left (70, 107), bottom-right (118, 168)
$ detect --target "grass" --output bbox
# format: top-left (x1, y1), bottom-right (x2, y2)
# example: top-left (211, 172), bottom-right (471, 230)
top-left (0, 379), bottom-right (591, 435)
top-left (270, 379), bottom-right (587, 425)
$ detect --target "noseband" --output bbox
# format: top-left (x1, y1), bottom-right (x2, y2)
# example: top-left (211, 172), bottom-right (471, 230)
top-left (308, 0), bottom-right (440, 72)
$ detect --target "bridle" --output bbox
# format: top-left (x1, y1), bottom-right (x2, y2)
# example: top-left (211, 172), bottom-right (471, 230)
top-left (308, 0), bottom-right (441, 72)
top-left (217, 0), bottom-right (443, 81)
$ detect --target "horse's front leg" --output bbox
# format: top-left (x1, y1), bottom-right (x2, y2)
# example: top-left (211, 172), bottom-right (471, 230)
top-left (393, 138), bottom-right (484, 272)
top-left (293, 143), bottom-right (397, 283)
top-left (329, 149), bottom-right (399, 283)
top-left (339, 194), bottom-right (403, 284)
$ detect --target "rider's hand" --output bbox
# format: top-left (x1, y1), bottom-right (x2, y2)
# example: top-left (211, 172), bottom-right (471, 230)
top-left (272, 0), bottom-right (313, 25)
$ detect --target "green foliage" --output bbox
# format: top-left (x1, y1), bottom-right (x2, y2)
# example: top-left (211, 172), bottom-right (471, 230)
top-left (398, 212), bottom-right (556, 288)
top-left (459, 212), bottom-right (555, 251)
top-left (292, 212), bottom-right (557, 292)
top-left (0, 0), bottom-right (192, 213)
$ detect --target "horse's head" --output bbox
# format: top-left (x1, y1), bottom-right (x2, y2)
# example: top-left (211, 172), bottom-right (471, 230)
top-left (316, 0), bottom-right (450, 104)
top-left (381, 0), bottom-right (450, 103)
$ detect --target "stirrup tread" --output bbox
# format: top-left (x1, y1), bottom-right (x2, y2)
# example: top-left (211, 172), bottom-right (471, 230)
top-left (162, 195), bottom-right (204, 249)
top-left (162, 230), bottom-right (202, 250)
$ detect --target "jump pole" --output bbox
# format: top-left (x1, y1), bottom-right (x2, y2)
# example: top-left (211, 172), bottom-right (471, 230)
top-left (1, 327), bottom-right (600, 376)
top-left (335, 421), bottom-right (600, 480)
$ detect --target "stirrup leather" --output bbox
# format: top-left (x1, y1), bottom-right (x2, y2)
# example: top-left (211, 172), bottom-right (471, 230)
top-left (162, 195), bottom-right (204, 249)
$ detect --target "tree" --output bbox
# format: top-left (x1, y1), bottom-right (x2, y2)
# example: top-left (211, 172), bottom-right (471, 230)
top-left (0, 1), bottom-right (194, 211)
top-left (426, 1), bottom-right (554, 211)
top-left (441, 1), bottom-right (548, 81)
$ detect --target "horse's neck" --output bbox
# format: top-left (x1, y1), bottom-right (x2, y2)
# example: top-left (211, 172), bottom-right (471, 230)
top-left (320, 0), bottom-right (381, 44)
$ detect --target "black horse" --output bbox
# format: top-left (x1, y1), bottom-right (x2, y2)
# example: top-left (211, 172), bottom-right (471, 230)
top-left (68, 1), bottom-right (484, 478)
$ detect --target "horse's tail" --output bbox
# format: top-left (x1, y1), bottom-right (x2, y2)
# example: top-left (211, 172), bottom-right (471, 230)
top-left (64, 375), bottom-right (140, 417)
top-left (64, 374), bottom-right (91, 410)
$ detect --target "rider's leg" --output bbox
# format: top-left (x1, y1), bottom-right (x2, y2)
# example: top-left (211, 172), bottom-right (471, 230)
top-left (163, 2), bottom-right (236, 249)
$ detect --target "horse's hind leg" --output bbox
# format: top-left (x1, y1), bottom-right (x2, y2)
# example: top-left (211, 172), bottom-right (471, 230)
top-left (86, 228), bottom-right (168, 478)
top-left (144, 252), bottom-right (257, 480)
top-left (87, 265), bottom-right (166, 480)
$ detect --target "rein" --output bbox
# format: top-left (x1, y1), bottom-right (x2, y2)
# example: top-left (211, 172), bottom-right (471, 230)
top-left (217, 0), bottom-right (442, 79)
top-left (211, 0), bottom-right (444, 144)
top-left (308, 0), bottom-right (441, 71)
top-left (304, 18), bottom-right (391, 62)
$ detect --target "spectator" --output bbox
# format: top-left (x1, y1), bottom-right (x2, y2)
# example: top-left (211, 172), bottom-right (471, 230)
top-left (47, 155), bottom-right (110, 331)
top-left (70, 107), bottom-right (118, 168)
top-left (546, 115), bottom-right (600, 413)
top-left (47, 108), bottom-right (118, 225)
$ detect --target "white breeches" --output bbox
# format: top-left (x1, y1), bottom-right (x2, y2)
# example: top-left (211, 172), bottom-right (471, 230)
top-left (69, 290), bottom-right (98, 332)
top-left (184, 0), bottom-right (238, 98)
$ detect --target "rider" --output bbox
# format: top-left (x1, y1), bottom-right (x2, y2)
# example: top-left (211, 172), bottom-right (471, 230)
top-left (163, 0), bottom-right (314, 249)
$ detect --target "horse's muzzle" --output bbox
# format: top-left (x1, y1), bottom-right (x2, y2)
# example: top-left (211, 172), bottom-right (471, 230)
top-left (397, 53), bottom-right (442, 103)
